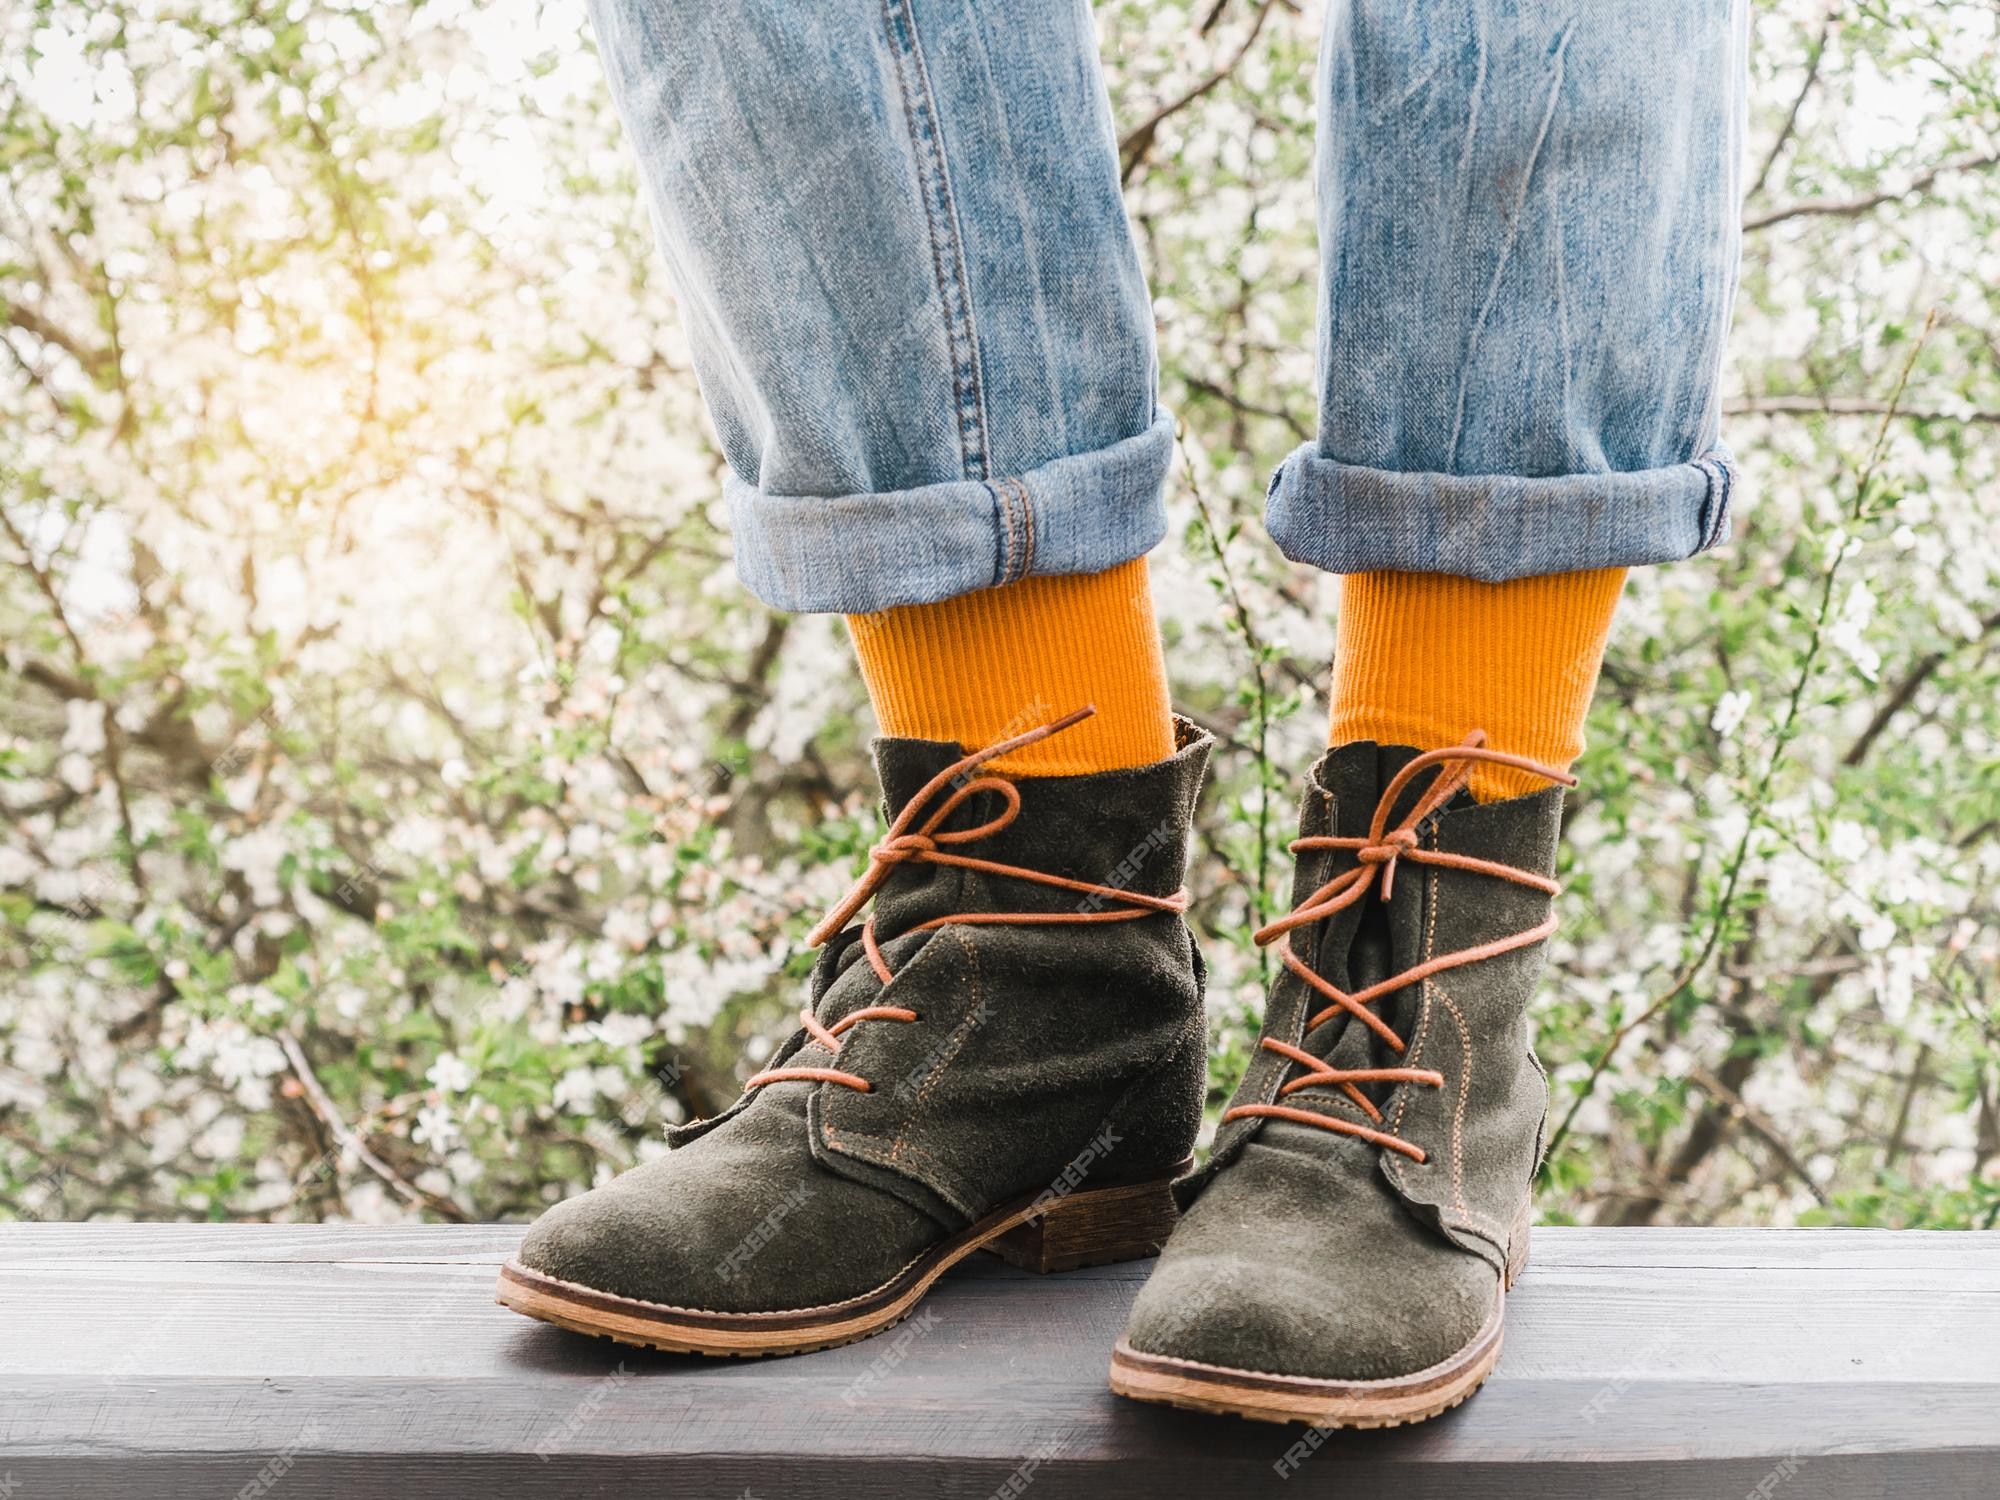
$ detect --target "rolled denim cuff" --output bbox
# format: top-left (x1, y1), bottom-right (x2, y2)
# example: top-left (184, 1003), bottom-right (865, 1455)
top-left (1264, 441), bottom-right (1737, 581)
top-left (727, 413), bottom-right (1175, 614)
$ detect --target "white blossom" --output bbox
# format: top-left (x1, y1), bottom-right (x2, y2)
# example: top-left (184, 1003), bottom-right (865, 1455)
top-left (426, 1052), bottom-right (476, 1093)
top-left (413, 1104), bottom-right (460, 1151)
top-left (1710, 689), bottom-right (1753, 740)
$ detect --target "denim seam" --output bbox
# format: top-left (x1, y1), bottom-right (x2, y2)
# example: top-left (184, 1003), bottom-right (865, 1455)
top-left (990, 477), bottom-right (1035, 586)
top-left (1014, 477), bottom-right (1036, 579)
top-left (1693, 458), bottom-right (1717, 550)
top-left (878, 0), bottom-right (991, 482)
top-left (1697, 454), bottom-right (1734, 552)
top-left (992, 480), bottom-right (1020, 584)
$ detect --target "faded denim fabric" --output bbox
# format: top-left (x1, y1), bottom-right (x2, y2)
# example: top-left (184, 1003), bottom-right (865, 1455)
top-left (1266, 0), bottom-right (1748, 579)
top-left (586, 0), bottom-right (1745, 612)
top-left (585, 0), bottom-right (1167, 613)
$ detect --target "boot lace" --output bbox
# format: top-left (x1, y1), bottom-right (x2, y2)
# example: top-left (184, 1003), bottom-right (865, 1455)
top-left (745, 707), bottom-right (1191, 1096)
top-left (1221, 733), bottom-right (1572, 1163)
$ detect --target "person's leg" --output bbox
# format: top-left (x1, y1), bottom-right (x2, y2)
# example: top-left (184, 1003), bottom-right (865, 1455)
top-left (502, 0), bottom-right (1207, 1357)
top-left (1116, 0), bottom-right (1747, 1425)
top-left (582, 0), bottom-right (1173, 773)
top-left (1275, 0), bottom-right (1744, 798)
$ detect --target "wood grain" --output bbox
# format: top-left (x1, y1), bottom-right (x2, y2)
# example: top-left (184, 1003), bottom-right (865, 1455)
top-left (0, 1225), bottom-right (1995, 1498)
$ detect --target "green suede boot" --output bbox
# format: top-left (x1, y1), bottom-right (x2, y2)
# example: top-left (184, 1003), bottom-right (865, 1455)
top-left (500, 711), bottom-right (1213, 1356)
top-left (1111, 735), bottom-right (1568, 1426)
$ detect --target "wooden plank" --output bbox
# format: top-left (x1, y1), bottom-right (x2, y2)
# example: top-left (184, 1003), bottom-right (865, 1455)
top-left (0, 1225), bottom-right (1995, 1499)
top-left (7, 1221), bottom-right (1990, 1270)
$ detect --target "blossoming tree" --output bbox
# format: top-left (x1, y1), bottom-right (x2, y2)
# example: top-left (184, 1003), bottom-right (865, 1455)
top-left (3, 0), bottom-right (1997, 1227)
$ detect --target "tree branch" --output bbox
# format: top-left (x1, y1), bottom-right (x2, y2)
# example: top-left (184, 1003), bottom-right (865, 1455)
top-left (1726, 395), bottom-right (2000, 425)
top-left (1843, 606), bottom-right (2000, 767)
top-left (0, 504), bottom-right (147, 893)
top-left (1686, 1062), bottom-right (1829, 1208)
top-left (1748, 7), bottom-right (1836, 201)
top-left (1745, 151), bottom-right (2000, 232)
top-left (1, 297), bottom-right (116, 383)
top-left (279, 1033), bottom-right (469, 1222)
top-left (1120, 1), bottom-right (1274, 185)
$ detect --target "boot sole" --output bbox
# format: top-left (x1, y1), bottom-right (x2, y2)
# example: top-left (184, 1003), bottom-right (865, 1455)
top-left (495, 1162), bottom-right (1190, 1358)
top-left (1107, 1209), bottom-right (1530, 1428)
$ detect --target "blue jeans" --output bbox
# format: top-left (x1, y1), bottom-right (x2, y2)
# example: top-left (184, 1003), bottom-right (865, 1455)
top-left (587, 0), bottom-right (1746, 613)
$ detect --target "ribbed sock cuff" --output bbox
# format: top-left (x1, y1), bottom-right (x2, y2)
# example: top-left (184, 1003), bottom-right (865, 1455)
top-left (1330, 568), bottom-right (1626, 801)
top-left (847, 557), bottom-right (1175, 777)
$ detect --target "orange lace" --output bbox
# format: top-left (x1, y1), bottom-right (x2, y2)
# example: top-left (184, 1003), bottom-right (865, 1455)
top-left (743, 707), bottom-right (1190, 1096)
top-left (1221, 733), bottom-right (1573, 1163)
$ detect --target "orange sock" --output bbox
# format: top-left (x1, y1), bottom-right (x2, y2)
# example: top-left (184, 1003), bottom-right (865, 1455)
top-left (847, 557), bottom-right (1175, 777)
top-left (1330, 568), bottom-right (1627, 801)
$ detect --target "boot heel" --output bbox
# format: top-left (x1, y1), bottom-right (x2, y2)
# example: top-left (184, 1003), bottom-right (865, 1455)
top-left (985, 1175), bottom-right (1182, 1274)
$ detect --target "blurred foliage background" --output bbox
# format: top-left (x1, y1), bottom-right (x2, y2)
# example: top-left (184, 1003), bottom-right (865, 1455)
top-left (3, 0), bottom-right (1997, 1228)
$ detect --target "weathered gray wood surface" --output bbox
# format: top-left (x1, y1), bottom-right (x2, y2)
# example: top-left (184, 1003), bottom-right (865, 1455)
top-left (1, 1225), bottom-right (1995, 1498)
